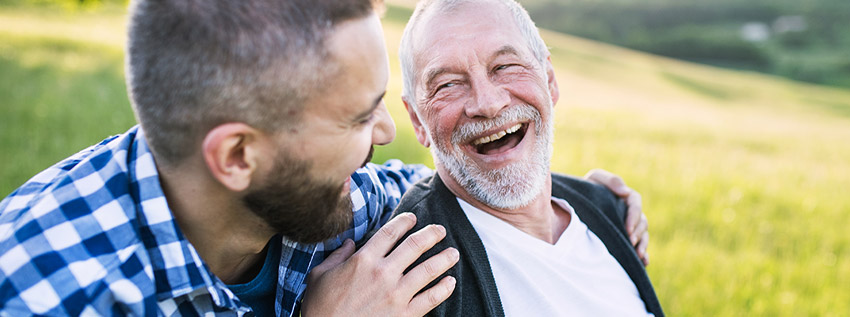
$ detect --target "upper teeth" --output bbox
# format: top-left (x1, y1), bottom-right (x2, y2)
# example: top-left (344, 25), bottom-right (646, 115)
top-left (472, 123), bottom-right (522, 145)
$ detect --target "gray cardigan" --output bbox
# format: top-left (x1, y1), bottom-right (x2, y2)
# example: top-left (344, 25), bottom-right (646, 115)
top-left (392, 172), bottom-right (664, 316)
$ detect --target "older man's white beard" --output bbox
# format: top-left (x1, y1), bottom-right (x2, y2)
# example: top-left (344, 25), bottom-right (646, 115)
top-left (431, 104), bottom-right (553, 210)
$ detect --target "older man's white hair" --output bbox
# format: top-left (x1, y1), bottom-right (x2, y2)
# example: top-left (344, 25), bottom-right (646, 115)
top-left (398, 0), bottom-right (551, 113)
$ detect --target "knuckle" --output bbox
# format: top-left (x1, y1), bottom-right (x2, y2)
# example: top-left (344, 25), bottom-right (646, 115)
top-left (350, 252), bottom-right (372, 270)
top-left (428, 288), bottom-right (443, 306)
top-left (586, 169), bottom-right (608, 183)
top-left (407, 233), bottom-right (426, 252)
top-left (377, 223), bottom-right (399, 240)
top-left (632, 192), bottom-right (643, 202)
top-left (423, 261), bottom-right (438, 277)
top-left (612, 176), bottom-right (625, 186)
top-left (386, 289), bottom-right (404, 307)
top-left (370, 263), bottom-right (391, 281)
top-left (370, 268), bottom-right (385, 282)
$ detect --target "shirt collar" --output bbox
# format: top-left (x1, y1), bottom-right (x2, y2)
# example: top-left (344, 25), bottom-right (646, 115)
top-left (126, 126), bottom-right (245, 310)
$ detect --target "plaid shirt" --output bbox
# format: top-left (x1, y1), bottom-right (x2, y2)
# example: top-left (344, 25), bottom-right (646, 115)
top-left (0, 126), bottom-right (431, 316)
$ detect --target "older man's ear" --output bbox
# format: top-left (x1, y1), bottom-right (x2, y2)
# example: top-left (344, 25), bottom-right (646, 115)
top-left (403, 97), bottom-right (431, 148)
top-left (545, 55), bottom-right (560, 107)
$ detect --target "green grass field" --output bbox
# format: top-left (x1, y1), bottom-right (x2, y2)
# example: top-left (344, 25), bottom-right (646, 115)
top-left (2, 4), bottom-right (849, 315)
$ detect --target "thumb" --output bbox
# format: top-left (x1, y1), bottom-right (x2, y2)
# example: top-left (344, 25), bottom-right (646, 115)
top-left (311, 239), bottom-right (356, 276)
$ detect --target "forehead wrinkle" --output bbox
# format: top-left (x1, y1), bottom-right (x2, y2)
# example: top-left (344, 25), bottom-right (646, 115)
top-left (492, 45), bottom-right (521, 60)
top-left (424, 67), bottom-right (450, 92)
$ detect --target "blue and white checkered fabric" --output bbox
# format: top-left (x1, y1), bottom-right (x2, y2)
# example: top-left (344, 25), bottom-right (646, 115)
top-left (0, 125), bottom-right (432, 316)
top-left (274, 159), bottom-right (431, 316)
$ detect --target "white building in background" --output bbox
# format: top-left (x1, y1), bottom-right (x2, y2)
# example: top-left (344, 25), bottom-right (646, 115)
top-left (773, 15), bottom-right (807, 33)
top-left (739, 15), bottom-right (808, 43)
top-left (741, 22), bottom-right (770, 42)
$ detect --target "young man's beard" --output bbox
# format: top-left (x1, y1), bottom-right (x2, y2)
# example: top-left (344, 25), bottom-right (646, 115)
top-left (242, 151), bottom-right (353, 244)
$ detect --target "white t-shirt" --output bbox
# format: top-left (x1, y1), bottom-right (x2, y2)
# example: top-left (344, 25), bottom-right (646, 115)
top-left (459, 197), bottom-right (653, 316)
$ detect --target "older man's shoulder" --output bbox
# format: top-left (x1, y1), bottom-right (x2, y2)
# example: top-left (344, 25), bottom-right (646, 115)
top-left (393, 174), bottom-right (459, 229)
top-left (551, 173), bottom-right (614, 198)
top-left (551, 172), bottom-right (627, 223)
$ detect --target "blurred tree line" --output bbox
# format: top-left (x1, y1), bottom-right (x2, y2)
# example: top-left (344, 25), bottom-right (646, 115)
top-left (0, 0), bottom-right (123, 10)
top-left (519, 0), bottom-right (850, 88)
top-left (3, 0), bottom-right (848, 88)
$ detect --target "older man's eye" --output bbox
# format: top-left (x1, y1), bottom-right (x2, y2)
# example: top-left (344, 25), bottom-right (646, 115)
top-left (433, 82), bottom-right (455, 95)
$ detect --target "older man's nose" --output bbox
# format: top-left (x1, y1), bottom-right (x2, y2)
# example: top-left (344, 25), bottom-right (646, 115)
top-left (465, 76), bottom-right (510, 119)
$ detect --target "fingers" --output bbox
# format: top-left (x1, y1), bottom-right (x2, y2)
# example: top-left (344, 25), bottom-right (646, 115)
top-left (637, 231), bottom-right (650, 266)
top-left (361, 213), bottom-right (418, 257)
top-left (323, 239), bottom-right (357, 269)
top-left (584, 168), bottom-right (629, 196)
top-left (407, 276), bottom-right (457, 316)
top-left (308, 239), bottom-right (355, 283)
top-left (631, 214), bottom-right (649, 266)
top-left (386, 224), bottom-right (447, 270)
top-left (400, 247), bottom-right (459, 296)
top-left (625, 191), bottom-right (644, 243)
top-left (630, 213), bottom-right (648, 246)
top-left (586, 169), bottom-right (650, 265)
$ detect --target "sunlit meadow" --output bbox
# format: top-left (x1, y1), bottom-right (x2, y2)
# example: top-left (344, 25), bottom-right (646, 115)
top-left (1, 3), bottom-right (848, 315)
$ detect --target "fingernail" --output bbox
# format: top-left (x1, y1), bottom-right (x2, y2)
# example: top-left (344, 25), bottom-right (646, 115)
top-left (449, 248), bottom-right (459, 261)
top-left (630, 236), bottom-right (637, 245)
top-left (400, 212), bottom-right (417, 223)
top-left (447, 276), bottom-right (456, 286)
top-left (436, 224), bottom-right (446, 235)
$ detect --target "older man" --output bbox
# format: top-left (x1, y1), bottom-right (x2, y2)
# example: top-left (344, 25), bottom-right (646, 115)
top-left (388, 0), bottom-right (665, 316)
top-left (0, 0), bottom-right (649, 315)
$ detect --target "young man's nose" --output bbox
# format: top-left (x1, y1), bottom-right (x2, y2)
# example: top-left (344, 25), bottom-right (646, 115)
top-left (372, 103), bottom-right (396, 145)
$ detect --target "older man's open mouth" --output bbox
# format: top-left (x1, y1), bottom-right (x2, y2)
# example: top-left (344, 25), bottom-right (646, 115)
top-left (469, 122), bottom-right (529, 156)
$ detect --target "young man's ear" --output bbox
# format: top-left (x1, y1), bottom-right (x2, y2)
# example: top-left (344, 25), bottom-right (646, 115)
top-left (545, 55), bottom-right (560, 107)
top-left (402, 96), bottom-right (431, 148)
top-left (201, 123), bottom-right (266, 192)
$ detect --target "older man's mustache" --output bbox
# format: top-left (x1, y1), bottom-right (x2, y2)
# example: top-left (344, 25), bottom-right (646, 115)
top-left (451, 105), bottom-right (541, 145)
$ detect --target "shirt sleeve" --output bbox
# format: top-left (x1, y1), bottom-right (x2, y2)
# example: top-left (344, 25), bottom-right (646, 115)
top-left (361, 159), bottom-right (433, 232)
top-left (318, 160), bottom-right (432, 251)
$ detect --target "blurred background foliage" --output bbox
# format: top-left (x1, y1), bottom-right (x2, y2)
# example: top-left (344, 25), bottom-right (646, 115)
top-left (1, 0), bottom-right (849, 315)
top-left (519, 0), bottom-right (850, 88)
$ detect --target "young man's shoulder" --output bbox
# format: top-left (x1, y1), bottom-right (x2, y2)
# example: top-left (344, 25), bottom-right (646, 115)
top-left (552, 173), bottom-right (625, 211)
top-left (0, 130), bottom-right (153, 315)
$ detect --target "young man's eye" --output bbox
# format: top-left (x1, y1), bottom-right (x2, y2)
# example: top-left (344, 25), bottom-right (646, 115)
top-left (359, 113), bottom-right (375, 125)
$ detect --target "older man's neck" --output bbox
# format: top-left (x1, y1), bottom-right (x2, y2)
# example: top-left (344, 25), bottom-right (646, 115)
top-left (445, 174), bottom-right (571, 244)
